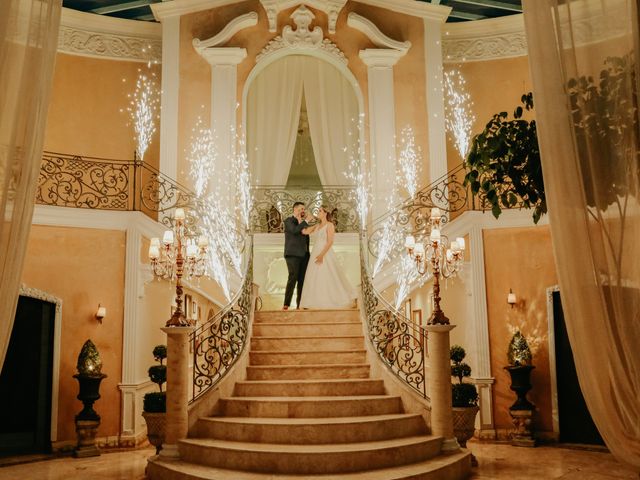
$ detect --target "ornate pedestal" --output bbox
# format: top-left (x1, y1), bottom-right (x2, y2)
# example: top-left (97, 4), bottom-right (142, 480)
top-left (73, 373), bottom-right (107, 457)
top-left (504, 365), bottom-right (536, 447)
top-left (509, 409), bottom-right (536, 447)
top-left (75, 419), bottom-right (101, 457)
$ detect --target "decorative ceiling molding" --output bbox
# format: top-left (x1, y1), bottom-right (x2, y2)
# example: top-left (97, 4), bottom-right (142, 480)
top-left (193, 11), bottom-right (258, 52)
top-left (256, 4), bottom-right (347, 64)
top-left (259, 0), bottom-right (347, 33)
top-left (442, 14), bottom-right (527, 62)
top-left (58, 7), bottom-right (162, 62)
top-left (347, 12), bottom-right (411, 53)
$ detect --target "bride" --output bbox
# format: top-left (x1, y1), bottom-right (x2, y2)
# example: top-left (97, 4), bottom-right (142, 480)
top-left (299, 206), bottom-right (356, 309)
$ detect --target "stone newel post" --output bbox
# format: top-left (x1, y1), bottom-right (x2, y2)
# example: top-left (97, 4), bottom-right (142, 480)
top-left (426, 324), bottom-right (460, 452)
top-left (160, 326), bottom-right (195, 458)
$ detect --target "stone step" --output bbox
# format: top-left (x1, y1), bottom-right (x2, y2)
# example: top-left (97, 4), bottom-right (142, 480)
top-left (251, 336), bottom-right (365, 352)
top-left (249, 350), bottom-right (367, 366)
top-left (192, 414), bottom-right (428, 444)
top-left (254, 310), bottom-right (359, 324)
top-left (148, 451), bottom-right (472, 480)
top-left (253, 322), bottom-right (362, 337)
top-left (219, 395), bottom-right (403, 418)
top-left (233, 379), bottom-right (386, 397)
top-left (246, 364), bottom-right (370, 380)
top-left (177, 436), bottom-right (443, 474)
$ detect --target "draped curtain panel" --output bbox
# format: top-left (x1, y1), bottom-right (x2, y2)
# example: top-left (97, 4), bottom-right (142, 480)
top-left (302, 57), bottom-right (359, 186)
top-left (247, 55), bottom-right (359, 186)
top-left (247, 56), bottom-right (304, 186)
top-left (0, 0), bottom-right (61, 371)
top-left (523, 0), bottom-right (640, 470)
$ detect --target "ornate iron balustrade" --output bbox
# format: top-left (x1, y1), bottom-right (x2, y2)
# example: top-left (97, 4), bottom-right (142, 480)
top-left (190, 249), bottom-right (254, 403)
top-left (366, 162), bottom-right (527, 259)
top-left (251, 185), bottom-right (359, 233)
top-left (360, 248), bottom-right (427, 398)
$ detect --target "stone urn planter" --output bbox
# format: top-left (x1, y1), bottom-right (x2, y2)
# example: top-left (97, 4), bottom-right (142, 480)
top-left (142, 412), bottom-right (166, 454)
top-left (452, 405), bottom-right (479, 448)
top-left (505, 365), bottom-right (536, 410)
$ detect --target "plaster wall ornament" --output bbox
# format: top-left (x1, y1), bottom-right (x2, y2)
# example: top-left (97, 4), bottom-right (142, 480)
top-left (442, 32), bottom-right (527, 63)
top-left (192, 11), bottom-right (258, 53)
top-left (19, 284), bottom-right (63, 312)
top-left (347, 12), bottom-right (411, 53)
top-left (258, 0), bottom-right (347, 33)
top-left (256, 5), bottom-right (347, 64)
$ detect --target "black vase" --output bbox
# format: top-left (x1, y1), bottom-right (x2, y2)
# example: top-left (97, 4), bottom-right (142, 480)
top-left (74, 373), bottom-right (107, 421)
top-left (504, 365), bottom-right (535, 410)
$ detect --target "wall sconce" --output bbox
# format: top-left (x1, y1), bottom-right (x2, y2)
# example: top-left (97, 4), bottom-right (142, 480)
top-left (96, 304), bottom-right (106, 323)
top-left (507, 289), bottom-right (517, 308)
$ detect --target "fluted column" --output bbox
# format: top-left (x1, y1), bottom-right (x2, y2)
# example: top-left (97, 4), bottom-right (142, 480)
top-left (160, 326), bottom-right (195, 458)
top-left (426, 324), bottom-right (460, 452)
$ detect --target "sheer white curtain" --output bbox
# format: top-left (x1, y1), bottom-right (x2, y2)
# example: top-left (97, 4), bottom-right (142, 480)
top-left (247, 56), bottom-right (304, 185)
top-left (0, 0), bottom-right (61, 370)
top-left (523, 0), bottom-right (640, 470)
top-left (302, 57), bottom-right (359, 186)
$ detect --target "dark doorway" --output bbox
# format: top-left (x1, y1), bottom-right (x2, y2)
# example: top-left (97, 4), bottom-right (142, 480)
top-left (0, 296), bottom-right (56, 455)
top-left (552, 291), bottom-right (604, 445)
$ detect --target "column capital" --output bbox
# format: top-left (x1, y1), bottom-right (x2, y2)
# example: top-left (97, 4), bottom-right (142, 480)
top-left (161, 326), bottom-right (196, 336)
top-left (359, 48), bottom-right (406, 67)
top-left (426, 324), bottom-right (456, 334)
top-left (198, 47), bottom-right (247, 66)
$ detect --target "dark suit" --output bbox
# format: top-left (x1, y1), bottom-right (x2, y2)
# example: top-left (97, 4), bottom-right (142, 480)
top-left (283, 216), bottom-right (309, 308)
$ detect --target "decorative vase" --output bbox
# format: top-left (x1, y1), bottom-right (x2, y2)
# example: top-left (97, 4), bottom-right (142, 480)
top-left (504, 365), bottom-right (535, 410)
top-left (452, 405), bottom-right (479, 448)
top-left (143, 412), bottom-right (166, 454)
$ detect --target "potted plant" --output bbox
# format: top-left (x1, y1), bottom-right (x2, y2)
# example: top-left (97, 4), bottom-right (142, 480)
top-left (504, 331), bottom-right (535, 410)
top-left (450, 345), bottom-right (479, 449)
top-left (143, 345), bottom-right (167, 454)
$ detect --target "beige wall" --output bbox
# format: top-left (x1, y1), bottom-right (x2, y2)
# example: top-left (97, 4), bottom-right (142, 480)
top-left (177, 0), bottom-right (429, 188)
top-left (21, 225), bottom-right (126, 443)
top-left (483, 225), bottom-right (557, 436)
top-left (45, 53), bottom-right (160, 167)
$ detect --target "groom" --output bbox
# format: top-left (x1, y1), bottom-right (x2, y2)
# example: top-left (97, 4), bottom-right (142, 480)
top-left (283, 201), bottom-right (310, 310)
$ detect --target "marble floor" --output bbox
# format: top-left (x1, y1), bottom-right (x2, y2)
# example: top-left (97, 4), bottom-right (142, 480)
top-left (0, 442), bottom-right (637, 480)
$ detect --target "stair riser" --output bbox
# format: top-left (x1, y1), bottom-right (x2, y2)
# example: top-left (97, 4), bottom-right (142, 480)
top-left (249, 351), bottom-right (367, 365)
top-left (178, 438), bottom-right (442, 474)
top-left (253, 323), bottom-right (362, 337)
top-left (251, 337), bottom-right (364, 351)
top-left (193, 416), bottom-right (428, 444)
top-left (233, 380), bottom-right (385, 397)
top-left (246, 365), bottom-right (370, 380)
top-left (220, 397), bottom-right (403, 418)
top-left (255, 311), bottom-right (360, 324)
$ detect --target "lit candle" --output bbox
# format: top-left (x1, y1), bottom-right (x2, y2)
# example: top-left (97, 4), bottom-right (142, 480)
top-left (186, 243), bottom-right (198, 259)
top-left (405, 235), bottom-right (416, 249)
top-left (150, 237), bottom-right (160, 248)
top-left (456, 237), bottom-right (465, 250)
top-left (162, 230), bottom-right (174, 245)
top-left (148, 245), bottom-right (160, 259)
top-left (446, 249), bottom-right (454, 262)
top-left (430, 207), bottom-right (441, 220)
top-left (414, 243), bottom-right (425, 256)
top-left (198, 235), bottom-right (209, 248)
top-left (451, 240), bottom-right (460, 252)
top-left (175, 208), bottom-right (185, 221)
top-left (430, 228), bottom-right (441, 243)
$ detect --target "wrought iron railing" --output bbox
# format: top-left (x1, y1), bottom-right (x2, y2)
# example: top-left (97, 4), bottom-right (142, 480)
top-left (360, 247), bottom-right (427, 398)
top-left (251, 185), bottom-right (359, 233)
top-left (190, 247), bottom-right (254, 403)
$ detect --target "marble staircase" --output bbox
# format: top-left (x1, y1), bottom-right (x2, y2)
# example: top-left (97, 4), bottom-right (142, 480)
top-left (147, 309), bottom-right (471, 479)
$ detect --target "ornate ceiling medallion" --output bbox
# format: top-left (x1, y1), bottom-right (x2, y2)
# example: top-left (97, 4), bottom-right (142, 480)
top-left (256, 4), bottom-right (347, 64)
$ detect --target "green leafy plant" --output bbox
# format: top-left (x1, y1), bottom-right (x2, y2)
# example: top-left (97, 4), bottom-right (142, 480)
top-left (143, 344), bottom-right (167, 413)
top-left (450, 345), bottom-right (478, 408)
top-left (464, 92), bottom-right (546, 224)
top-left (507, 331), bottom-right (532, 367)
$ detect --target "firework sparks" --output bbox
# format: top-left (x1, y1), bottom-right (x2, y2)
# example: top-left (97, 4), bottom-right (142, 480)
top-left (127, 71), bottom-right (160, 161)
top-left (394, 254), bottom-right (421, 311)
top-left (344, 113), bottom-right (371, 230)
top-left (444, 69), bottom-right (475, 160)
top-left (397, 126), bottom-right (422, 199)
top-left (234, 131), bottom-right (253, 231)
top-left (372, 192), bottom-right (402, 278)
top-left (188, 117), bottom-right (217, 197)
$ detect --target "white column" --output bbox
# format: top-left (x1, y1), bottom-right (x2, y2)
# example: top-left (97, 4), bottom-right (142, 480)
top-left (423, 18), bottom-right (447, 184)
top-left (468, 223), bottom-right (495, 438)
top-left (159, 16), bottom-right (180, 181)
top-left (360, 49), bottom-right (404, 219)
top-left (200, 47), bottom-right (246, 207)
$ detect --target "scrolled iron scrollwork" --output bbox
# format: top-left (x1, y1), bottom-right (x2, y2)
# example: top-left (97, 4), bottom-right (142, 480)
top-left (360, 251), bottom-right (427, 398)
top-left (190, 253), bottom-right (253, 402)
top-left (250, 186), bottom-right (359, 233)
top-left (36, 153), bottom-right (131, 210)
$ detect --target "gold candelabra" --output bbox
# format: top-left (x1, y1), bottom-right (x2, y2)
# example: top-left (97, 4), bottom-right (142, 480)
top-left (405, 207), bottom-right (465, 325)
top-left (148, 208), bottom-right (209, 327)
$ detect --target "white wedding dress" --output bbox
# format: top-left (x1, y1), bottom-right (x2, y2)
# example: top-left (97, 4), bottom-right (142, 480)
top-left (299, 224), bottom-right (356, 309)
